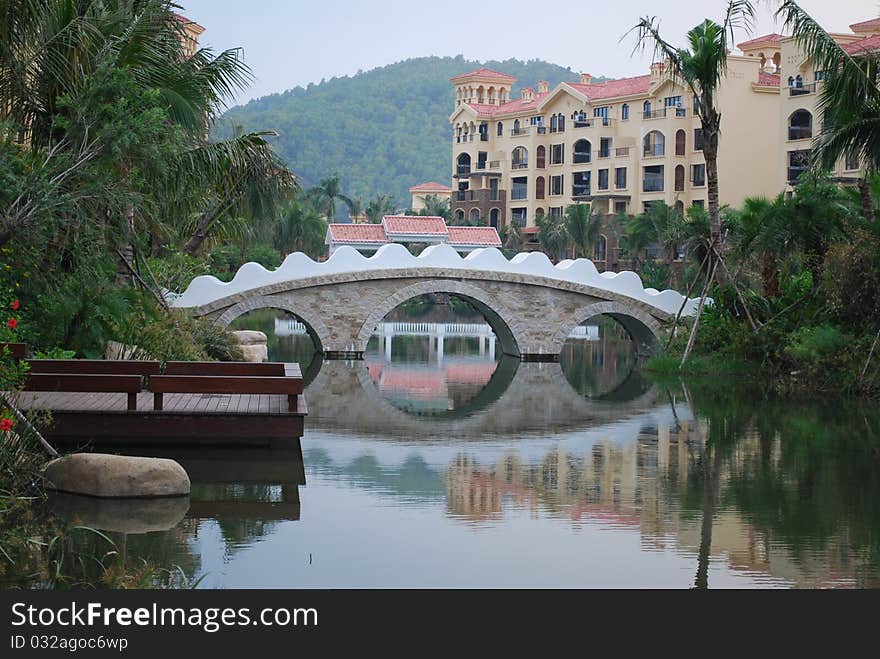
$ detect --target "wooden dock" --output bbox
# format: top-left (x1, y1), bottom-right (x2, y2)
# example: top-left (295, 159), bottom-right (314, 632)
top-left (12, 359), bottom-right (306, 448)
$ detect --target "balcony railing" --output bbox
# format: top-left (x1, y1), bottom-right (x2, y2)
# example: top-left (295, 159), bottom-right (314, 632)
top-left (789, 83), bottom-right (817, 97)
top-left (573, 153), bottom-right (591, 164)
top-left (511, 162), bottom-right (529, 170)
top-left (572, 186), bottom-right (591, 198)
top-left (788, 127), bottom-right (813, 141)
top-left (572, 116), bottom-right (613, 129)
top-left (456, 166), bottom-right (471, 176)
top-left (473, 160), bottom-right (502, 172)
top-left (510, 127), bottom-right (531, 137)
top-left (643, 109), bottom-right (667, 120)
top-left (643, 177), bottom-right (664, 193)
top-left (480, 134), bottom-right (489, 142)
top-left (643, 147), bottom-right (666, 158)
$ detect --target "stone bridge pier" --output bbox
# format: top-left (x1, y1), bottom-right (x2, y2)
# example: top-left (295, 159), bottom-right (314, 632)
top-left (193, 271), bottom-right (668, 360)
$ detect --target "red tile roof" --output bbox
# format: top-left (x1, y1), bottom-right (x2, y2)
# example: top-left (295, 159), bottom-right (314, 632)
top-left (382, 216), bottom-right (448, 236)
top-left (850, 18), bottom-right (880, 33)
top-left (409, 182), bottom-right (452, 193)
top-left (466, 92), bottom-right (551, 118)
top-left (843, 34), bottom-right (880, 54)
top-left (737, 33), bottom-right (784, 50)
top-left (755, 72), bottom-right (781, 87)
top-left (446, 226), bottom-right (502, 247)
top-left (451, 68), bottom-right (517, 83)
top-left (327, 224), bottom-right (388, 244)
top-left (568, 75), bottom-right (652, 101)
top-left (172, 12), bottom-right (205, 31)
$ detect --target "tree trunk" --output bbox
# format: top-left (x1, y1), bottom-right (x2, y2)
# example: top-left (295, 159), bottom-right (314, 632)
top-left (858, 176), bottom-right (876, 223)
top-left (703, 122), bottom-right (725, 287)
top-left (762, 252), bottom-right (780, 298)
top-left (695, 442), bottom-right (723, 589)
top-left (183, 212), bottom-right (215, 256)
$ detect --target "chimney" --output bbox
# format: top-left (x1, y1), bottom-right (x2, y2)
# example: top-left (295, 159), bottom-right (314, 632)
top-left (580, 73), bottom-right (593, 85)
top-left (521, 87), bottom-right (535, 102)
top-left (650, 61), bottom-right (667, 82)
top-left (537, 80), bottom-right (549, 94)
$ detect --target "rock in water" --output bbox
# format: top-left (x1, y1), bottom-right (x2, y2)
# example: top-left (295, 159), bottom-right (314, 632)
top-left (232, 330), bottom-right (269, 362)
top-left (43, 454), bottom-right (191, 498)
top-left (49, 492), bottom-right (190, 533)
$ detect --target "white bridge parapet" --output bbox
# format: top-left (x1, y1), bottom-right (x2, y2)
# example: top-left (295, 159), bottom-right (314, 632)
top-left (170, 244), bottom-right (704, 318)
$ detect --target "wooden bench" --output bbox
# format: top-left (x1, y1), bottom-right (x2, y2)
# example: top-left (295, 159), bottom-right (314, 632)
top-left (164, 361), bottom-right (291, 377)
top-left (23, 374), bottom-right (144, 411)
top-left (149, 372), bottom-right (303, 413)
top-left (28, 359), bottom-right (161, 377)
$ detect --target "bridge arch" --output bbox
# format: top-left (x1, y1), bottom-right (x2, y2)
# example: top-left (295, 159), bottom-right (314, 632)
top-left (552, 301), bottom-right (662, 357)
top-left (215, 294), bottom-right (331, 354)
top-left (355, 281), bottom-right (523, 358)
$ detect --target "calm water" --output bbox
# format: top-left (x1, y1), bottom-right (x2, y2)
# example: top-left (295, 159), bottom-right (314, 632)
top-left (35, 304), bottom-right (880, 588)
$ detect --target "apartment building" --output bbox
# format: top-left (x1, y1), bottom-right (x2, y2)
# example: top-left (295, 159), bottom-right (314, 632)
top-left (447, 16), bottom-right (877, 267)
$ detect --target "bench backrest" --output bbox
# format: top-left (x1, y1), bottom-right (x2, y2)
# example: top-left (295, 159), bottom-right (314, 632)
top-left (28, 359), bottom-right (161, 376)
top-left (164, 361), bottom-right (287, 377)
top-left (150, 375), bottom-right (302, 396)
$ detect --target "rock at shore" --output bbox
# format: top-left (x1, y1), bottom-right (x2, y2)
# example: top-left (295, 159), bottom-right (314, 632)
top-left (43, 453), bottom-right (191, 499)
top-left (231, 330), bottom-right (268, 362)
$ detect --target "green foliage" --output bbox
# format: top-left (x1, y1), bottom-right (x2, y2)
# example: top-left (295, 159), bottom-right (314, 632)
top-left (784, 324), bottom-right (852, 365)
top-left (823, 229), bottom-right (880, 329)
top-left (208, 244), bottom-right (281, 282)
top-left (147, 253), bottom-right (211, 293)
top-left (216, 56), bottom-right (586, 210)
top-left (274, 198), bottom-right (327, 259)
top-left (639, 261), bottom-right (671, 291)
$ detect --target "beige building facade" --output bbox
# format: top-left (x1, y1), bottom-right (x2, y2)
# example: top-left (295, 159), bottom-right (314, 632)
top-left (448, 16), bottom-right (876, 244)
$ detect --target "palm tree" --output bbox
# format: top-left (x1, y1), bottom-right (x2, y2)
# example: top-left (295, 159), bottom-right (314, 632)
top-left (627, 1), bottom-right (757, 279)
top-left (310, 175), bottom-right (354, 220)
top-left (775, 0), bottom-right (880, 222)
top-left (730, 195), bottom-right (788, 297)
top-left (274, 198), bottom-right (327, 259)
top-left (626, 202), bottom-right (688, 288)
top-left (536, 213), bottom-right (569, 262)
top-left (422, 194), bottom-right (450, 220)
top-left (563, 203), bottom-right (603, 260)
top-left (365, 193), bottom-right (396, 224)
top-left (499, 224), bottom-right (522, 253)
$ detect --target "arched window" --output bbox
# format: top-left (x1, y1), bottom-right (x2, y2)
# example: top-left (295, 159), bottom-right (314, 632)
top-left (795, 74), bottom-right (803, 88)
top-left (574, 139), bottom-right (591, 164)
top-left (594, 235), bottom-right (607, 262)
top-left (477, 86), bottom-right (485, 104)
top-left (457, 153), bottom-right (471, 176)
top-left (536, 145), bottom-right (546, 169)
top-left (490, 208), bottom-right (500, 228)
top-left (643, 131), bottom-right (665, 157)
top-left (675, 165), bottom-right (685, 192)
top-left (512, 146), bottom-right (529, 169)
top-left (675, 129), bottom-right (686, 156)
top-left (497, 121), bottom-right (503, 136)
top-left (558, 113), bottom-right (565, 132)
top-left (470, 208), bottom-right (481, 223)
top-left (513, 118), bottom-right (521, 135)
top-left (455, 209), bottom-right (465, 223)
top-left (643, 100), bottom-right (652, 117)
top-left (535, 208), bottom-right (545, 219)
top-left (622, 104), bottom-right (630, 120)
top-left (536, 176), bottom-right (546, 200)
top-left (789, 109), bottom-right (813, 140)
top-left (788, 76), bottom-right (795, 87)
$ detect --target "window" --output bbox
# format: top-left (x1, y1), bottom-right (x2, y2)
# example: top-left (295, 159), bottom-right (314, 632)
top-left (457, 153), bottom-right (471, 176)
top-left (513, 119), bottom-right (521, 135)
top-left (477, 151), bottom-right (487, 170)
top-left (845, 150), bottom-right (860, 171)
top-left (594, 235), bottom-right (607, 262)
top-left (557, 114), bottom-right (565, 132)
top-left (511, 207), bottom-right (528, 227)
top-left (536, 145), bottom-right (546, 169)
top-left (643, 165), bottom-right (664, 192)
top-left (512, 176), bottom-right (528, 200)
top-left (536, 176), bottom-right (546, 200)
top-left (674, 165), bottom-right (685, 192)
top-left (693, 95), bottom-right (701, 116)
top-left (497, 121), bottom-right (503, 137)
top-left (675, 129), bottom-right (686, 156)
top-left (550, 114), bottom-right (558, 133)
top-left (598, 169), bottom-right (609, 191)
top-left (815, 70), bottom-right (827, 82)
top-left (549, 207), bottom-right (563, 218)
top-left (490, 208), bottom-right (500, 228)
top-left (479, 123), bottom-right (488, 141)
top-left (599, 137), bottom-right (612, 158)
top-left (643, 100), bottom-right (652, 117)
top-left (512, 146), bottom-right (529, 169)
top-left (694, 128), bottom-right (704, 151)
top-left (550, 143), bottom-right (565, 165)
top-left (470, 208), bottom-right (481, 223)
top-left (692, 164), bottom-right (706, 187)
top-left (530, 115), bottom-right (544, 126)
top-left (490, 178), bottom-right (499, 201)
top-left (788, 150), bottom-right (811, 184)
top-left (789, 110), bottom-right (813, 140)
top-left (665, 96), bottom-right (685, 116)
top-left (573, 172), bottom-right (591, 197)
top-left (621, 104), bottom-right (630, 121)
top-left (550, 174), bottom-right (564, 196)
top-left (615, 167), bottom-right (627, 190)
top-left (643, 131), bottom-right (665, 157)
top-left (573, 140), bottom-right (591, 164)
top-left (615, 201), bottom-right (628, 214)
top-left (796, 74), bottom-right (803, 88)
top-left (455, 209), bottom-right (465, 222)
top-left (692, 199), bottom-right (705, 209)
top-left (593, 106), bottom-right (610, 126)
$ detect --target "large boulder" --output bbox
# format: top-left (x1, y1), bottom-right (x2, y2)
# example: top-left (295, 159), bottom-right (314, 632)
top-left (43, 453), bottom-right (191, 499)
top-left (231, 330), bottom-right (268, 363)
top-left (49, 492), bottom-right (189, 533)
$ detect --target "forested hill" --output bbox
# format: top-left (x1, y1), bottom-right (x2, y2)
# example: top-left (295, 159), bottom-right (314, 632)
top-left (215, 56), bottom-right (601, 213)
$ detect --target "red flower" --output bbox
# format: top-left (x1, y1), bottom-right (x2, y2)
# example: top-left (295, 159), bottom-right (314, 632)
top-left (7, 318), bottom-right (17, 330)
top-left (0, 418), bottom-right (13, 432)
top-left (10, 300), bottom-right (19, 311)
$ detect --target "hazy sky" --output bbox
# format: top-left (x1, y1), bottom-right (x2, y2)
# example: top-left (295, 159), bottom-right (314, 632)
top-left (178, 0), bottom-right (877, 106)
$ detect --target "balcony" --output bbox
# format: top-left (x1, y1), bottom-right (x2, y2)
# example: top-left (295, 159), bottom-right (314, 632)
top-left (572, 116), bottom-right (613, 129)
top-left (789, 83), bottom-right (817, 97)
top-left (572, 185), bottom-right (591, 198)
top-left (456, 165), bottom-right (471, 177)
top-left (511, 162), bottom-right (529, 170)
top-left (643, 147), bottom-right (666, 159)
top-left (480, 134), bottom-right (489, 142)
top-left (643, 177), bottom-right (664, 193)
top-left (455, 134), bottom-right (475, 144)
top-left (510, 127), bottom-right (531, 137)
top-left (452, 189), bottom-right (508, 206)
top-left (643, 108), bottom-right (667, 120)
top-left (473, 160), bottom-right (502, 172)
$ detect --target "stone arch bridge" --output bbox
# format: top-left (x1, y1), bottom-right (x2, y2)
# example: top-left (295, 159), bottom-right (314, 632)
top-left (171, 245), bottom-right (701, 359)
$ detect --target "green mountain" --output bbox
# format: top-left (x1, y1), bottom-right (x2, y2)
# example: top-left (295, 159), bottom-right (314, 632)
top-left (216, 56), bottom-right (600, 216)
